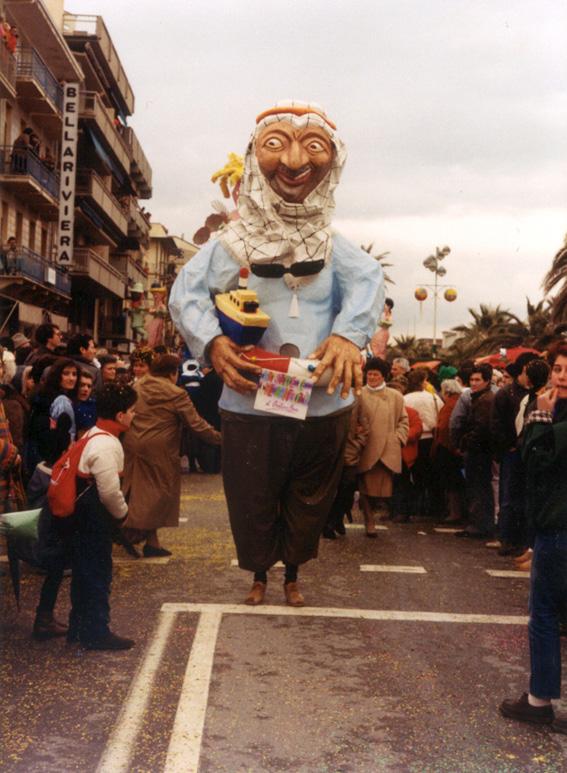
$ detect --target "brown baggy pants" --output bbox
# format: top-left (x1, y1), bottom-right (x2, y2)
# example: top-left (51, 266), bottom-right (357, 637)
top-left (221, 409), bottom-right (351, 572)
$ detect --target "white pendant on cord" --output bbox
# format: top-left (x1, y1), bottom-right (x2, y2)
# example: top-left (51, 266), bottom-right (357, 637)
top-left (288, 291), bottom-right (300, 318)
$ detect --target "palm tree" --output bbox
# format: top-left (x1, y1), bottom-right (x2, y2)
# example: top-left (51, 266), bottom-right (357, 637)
top-left (391, 335), bottom-right (419, 359)
top-left (448, 304), bottom-right (521, 358)
top-left (543, 234), bottom-right (567, 323)
top-left (361, 243), bottom-right (395, 285)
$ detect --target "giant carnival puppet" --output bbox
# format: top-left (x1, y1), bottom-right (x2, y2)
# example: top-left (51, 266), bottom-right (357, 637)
top-left (170, 101), bottom-right (383, 606)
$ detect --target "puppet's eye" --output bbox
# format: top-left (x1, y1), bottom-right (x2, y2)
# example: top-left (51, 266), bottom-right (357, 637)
top-left (265, 137), bottom-right (284, 150)
top-left (306, 140), bottom-right (325, 153)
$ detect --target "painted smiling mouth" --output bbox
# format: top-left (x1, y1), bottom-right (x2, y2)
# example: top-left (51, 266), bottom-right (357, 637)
top-left (276, 166), bottom-right (312, 186)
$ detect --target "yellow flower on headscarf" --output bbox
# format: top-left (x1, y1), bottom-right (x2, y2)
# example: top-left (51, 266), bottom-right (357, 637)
top-left (211, 153), bottom-right (244, 198)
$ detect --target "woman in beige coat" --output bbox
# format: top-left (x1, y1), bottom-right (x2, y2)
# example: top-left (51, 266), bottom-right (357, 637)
top-left (357, 358), bottom-right (409, 537)
top-left (122, 354), bottom-right (221, 557)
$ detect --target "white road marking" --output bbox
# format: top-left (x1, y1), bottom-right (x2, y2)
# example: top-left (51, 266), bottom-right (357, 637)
top-left (345, 523), bottom-right (388, 531)
top-left (0, 555), bottom-right (170, 566)
top-left (164, 611), bottom-right (222, 773)
top-left (179, 517), bottom-right (188, 523)
top-left (161, 602), bottom-right (528, 625)
top-left (231, 559), bottom-right (284, 568)
top-left (434, 527), bottom-right (461, 533)
top-left (486, 570), bottom-right (530, 579)
top-left (96, 610), bottom-right (176, 773)
top-left (96, 602), bottom-right (529, 773)
top-left (114, 557), bottom-right (170, 565)
top-left (360, 564), bottom-right (427, 574)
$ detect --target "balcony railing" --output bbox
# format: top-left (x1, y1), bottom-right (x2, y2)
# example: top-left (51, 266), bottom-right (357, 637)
top-left (72, 247), bottom-right (125, 298)
top-left (76, 171), bottom-right (128, 236)
top-left (128, 200), bottom-right (150, 241)
top-left (62, 13), bottom-right (134, 115)
top-left (0, 245), bottom-right (71, 296)
top-left (17, 47), bottom-right (63, 112)
top-left (79, 91), bottom-right (130, 175)
top-left (0, 39), bottom-right (17, 97)
top-left (110, 253), bottom-right (148, 287)
top-left (122, 127), bottom-right (152, 197)
top-left (0, 145), bottom-right (59, 199)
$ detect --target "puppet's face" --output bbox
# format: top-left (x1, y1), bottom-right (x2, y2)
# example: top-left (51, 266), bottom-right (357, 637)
top-left (255, 120), bottom-right (334, 203)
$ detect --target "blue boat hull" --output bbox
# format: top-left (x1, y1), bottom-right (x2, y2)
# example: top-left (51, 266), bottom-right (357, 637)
top-left (217, 308), bottom-right (267, 346)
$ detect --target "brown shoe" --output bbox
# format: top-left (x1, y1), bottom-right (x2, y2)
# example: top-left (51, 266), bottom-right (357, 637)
top-left (245, 581), bottom-right (266, 606)
top-left (515, 559), bottom-right (532, 572)
top-left (284, 581), bottom-right (305, 607)
top-left (514, 548), bottom-right (533, 564)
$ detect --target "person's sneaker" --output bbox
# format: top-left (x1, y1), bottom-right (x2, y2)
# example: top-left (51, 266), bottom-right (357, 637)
top-left (551, 717), bottom-right (567, 734)
top-left (32, 613), bottom-right (68, 640)
top-left (83, 631), bottom-right (135, 651)
top-left (500, 693), bottom-right (554, 725)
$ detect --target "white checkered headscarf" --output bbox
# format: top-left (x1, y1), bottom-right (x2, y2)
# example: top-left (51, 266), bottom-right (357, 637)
top-left (219, 107), bottom-right (347, 290)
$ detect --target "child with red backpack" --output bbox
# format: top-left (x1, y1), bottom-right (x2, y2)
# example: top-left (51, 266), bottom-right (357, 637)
top-left (63, 383), bottom-right (137, 650)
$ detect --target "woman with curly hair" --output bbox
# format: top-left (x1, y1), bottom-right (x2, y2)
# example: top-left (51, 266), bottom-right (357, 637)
top-left (26, 357), bottom-right (80, 473)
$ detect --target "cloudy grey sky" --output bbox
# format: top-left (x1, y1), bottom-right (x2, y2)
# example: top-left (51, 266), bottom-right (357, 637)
top-left (67, 0), bottom-right (567, 338)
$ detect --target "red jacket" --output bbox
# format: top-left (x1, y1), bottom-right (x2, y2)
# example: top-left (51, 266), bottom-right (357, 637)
top-left (402, 405), bottom-right (422, 468)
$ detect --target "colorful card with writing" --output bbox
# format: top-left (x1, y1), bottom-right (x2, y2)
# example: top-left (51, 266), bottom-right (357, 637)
top-left (254, 368), bottom-right (314, 420)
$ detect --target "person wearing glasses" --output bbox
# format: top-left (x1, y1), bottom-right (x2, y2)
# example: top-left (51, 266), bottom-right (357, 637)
top-left (170, 101), bottom-right (383, 607)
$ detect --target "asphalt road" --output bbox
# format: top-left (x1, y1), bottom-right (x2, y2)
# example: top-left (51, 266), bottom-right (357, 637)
top-left (1, 472), bottom-right (566, 773)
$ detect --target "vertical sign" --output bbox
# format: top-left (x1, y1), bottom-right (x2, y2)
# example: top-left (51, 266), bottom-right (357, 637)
top-left (56, 82), bottom-right (80, 267)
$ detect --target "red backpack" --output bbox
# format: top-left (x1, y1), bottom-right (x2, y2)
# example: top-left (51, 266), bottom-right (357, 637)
top-left (48, 432), bottom-right (107, 518)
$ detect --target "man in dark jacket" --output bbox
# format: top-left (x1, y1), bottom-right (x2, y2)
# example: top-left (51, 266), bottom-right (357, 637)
top-left (500, 343), bottom-right (567, 734)
top-left (491, 353), bottom-right (540, 554)
top-left (456, 363), bottom-right (495, 538)
top-left (66, 334), bottom-right (102, 390)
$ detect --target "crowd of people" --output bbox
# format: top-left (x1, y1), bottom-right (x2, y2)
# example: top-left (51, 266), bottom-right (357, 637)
top-left (323, 350), bottom-right (552, 566)
top-left (0, 323), bottom-right (221, 649)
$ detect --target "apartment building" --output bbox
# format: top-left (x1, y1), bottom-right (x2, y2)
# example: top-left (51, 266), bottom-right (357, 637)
top-left (147, 222), bottom-right (197, 290)
top-left (0, 0), bottom-right (153, 350)
top-left (0, 0), bottom-right (81, 332)
top-left (147, 223), bottom-right (197, 346)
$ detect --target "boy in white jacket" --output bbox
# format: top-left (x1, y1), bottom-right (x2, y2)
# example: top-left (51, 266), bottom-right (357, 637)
top-left (69, 383), bottom-right (137, 650)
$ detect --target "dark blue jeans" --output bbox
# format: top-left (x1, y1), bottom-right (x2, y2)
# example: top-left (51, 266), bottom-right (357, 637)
top-left (464, 449), bottom-right (494, 534)
top-left (498, 450), bottom-right (526, 546)
top-left (528, 531), bottom-right (567, 699)
top-left (69, 486), bottom-right (113, 643)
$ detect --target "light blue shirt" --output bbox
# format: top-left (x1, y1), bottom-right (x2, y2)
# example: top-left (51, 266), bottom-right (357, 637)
top-left (169, 233), bottom-right (384, 417)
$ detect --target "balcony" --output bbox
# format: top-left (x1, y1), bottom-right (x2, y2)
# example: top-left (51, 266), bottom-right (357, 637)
top-left (70, 247), bottom-right (125, 299)
top-left (0, 40), bottom-right (17, 99)
top-left (63, 14), bottom-right (134, 116)
top-left (109, 253), bottom-right (148, 289)
top-left (122, 127), bottom-right (152, 198)
top-left (128, 200), bottom-right (150, 247)
top-left (16, 48), bottom-right (63, 135)
top-left (79, 91), bottom-right (131, 179)
top-left (76, 170), bottom-right (128, 240)
top-left (5, 0), bottom-right (84, 82)
top-left (0, 145), bottom-right (59, 219)
top-left (0, 246), bottom-right (71, 312)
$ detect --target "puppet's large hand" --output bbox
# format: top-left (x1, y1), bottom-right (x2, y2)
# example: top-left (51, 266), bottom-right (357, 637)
top-left (209, 336), bottom-right (261, 394)
top-left (308, 335), bottom-right (363, 399)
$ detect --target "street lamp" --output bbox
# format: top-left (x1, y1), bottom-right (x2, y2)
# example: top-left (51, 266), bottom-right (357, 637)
top-left (415, 245), bottom-right (457, 355)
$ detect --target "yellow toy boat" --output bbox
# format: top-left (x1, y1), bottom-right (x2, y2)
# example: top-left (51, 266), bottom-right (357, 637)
top-left (215, 268), bottom-right (271, 345)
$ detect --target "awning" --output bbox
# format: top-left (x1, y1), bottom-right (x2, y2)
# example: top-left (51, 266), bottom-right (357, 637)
top-left (84, 126), bottom-right (126, 186)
